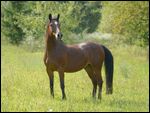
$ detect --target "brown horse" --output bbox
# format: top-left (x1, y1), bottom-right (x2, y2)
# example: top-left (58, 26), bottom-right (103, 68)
top-left (44, 14), bottom-right (114, 100)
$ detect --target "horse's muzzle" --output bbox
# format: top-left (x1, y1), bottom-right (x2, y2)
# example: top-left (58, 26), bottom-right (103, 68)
top-left (57, 32), bottom-right (63, 40)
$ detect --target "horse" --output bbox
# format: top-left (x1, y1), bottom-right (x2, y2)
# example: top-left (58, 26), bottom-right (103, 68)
top-left (44, 14), bottom-right (114, 100)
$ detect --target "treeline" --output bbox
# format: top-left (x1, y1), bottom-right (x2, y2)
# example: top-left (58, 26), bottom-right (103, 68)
top-left (1, 1), bottom-right (149, 47)
top-left (99, 1), bottom-right (149, 46)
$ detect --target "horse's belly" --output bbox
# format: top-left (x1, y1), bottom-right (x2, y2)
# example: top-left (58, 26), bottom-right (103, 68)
top-left (64, 66), bottom-right (84, 72)
top-left (64, 56), bottom-right (87, 72)
top-left (64, 64), bottom-right (85, 72)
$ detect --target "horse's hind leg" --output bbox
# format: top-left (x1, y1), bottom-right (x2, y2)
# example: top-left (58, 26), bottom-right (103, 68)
top-left (84, 65), bottom-right (97, 98)
top-left (94, 68), bottom-right (103, 100)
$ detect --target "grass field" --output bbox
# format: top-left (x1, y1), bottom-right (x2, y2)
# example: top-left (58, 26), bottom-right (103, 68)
top-left (1, 43), bottom-right (149, 112)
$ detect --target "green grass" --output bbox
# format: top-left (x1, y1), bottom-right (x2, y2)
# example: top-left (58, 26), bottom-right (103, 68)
top-left (1, 43), bottom-right (149, 112)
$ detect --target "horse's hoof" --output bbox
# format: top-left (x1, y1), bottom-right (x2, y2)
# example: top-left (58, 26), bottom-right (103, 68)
top-left (50, 94), bottom-right (54, 99)
top-left (92, 96), bottom-right (96, 100)
top-left (62, 96), bottom-right (67, 100)
top-left (106, 88), bottom-right (113, 94)
top-left (98, 95), bottom-right (102, 100)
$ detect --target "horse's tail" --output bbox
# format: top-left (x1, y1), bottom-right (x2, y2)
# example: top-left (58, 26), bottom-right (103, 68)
top-left (102, 45), bottom-right (114, 94)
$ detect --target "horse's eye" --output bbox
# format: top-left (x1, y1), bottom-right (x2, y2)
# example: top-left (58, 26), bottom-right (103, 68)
top-left (49, 23), bottom-right (53, 26)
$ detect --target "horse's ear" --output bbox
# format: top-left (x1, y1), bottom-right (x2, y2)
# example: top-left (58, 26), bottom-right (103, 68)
top-left (57, 14), bottom-right (60, 21)
top-left (49, 14), bottom-right (52, 22)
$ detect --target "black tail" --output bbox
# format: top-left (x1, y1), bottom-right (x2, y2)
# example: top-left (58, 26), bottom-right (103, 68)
top-left (102, 45), bottom-right (114, 94)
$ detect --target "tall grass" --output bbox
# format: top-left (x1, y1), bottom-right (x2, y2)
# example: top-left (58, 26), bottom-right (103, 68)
top-left (1, 41), bottom-right (149, 112)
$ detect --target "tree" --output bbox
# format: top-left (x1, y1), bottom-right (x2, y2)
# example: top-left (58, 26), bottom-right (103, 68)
top-left (1, 1), bottom-right (103, 47)
top-left (74, 1), bottom-right (102, 33)
top-left (98, 1), bottom-right (149, 46)
top-left (2, 1), bottom-right (26, 45)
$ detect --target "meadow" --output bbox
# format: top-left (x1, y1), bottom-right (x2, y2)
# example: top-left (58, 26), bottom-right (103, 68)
top-left (1, 41), bottom-right (149, 112)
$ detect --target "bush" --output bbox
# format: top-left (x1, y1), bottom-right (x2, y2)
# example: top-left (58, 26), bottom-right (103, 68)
top-left (98, 1), bottom-right (149, 46)
top-left (1, 2), bottom-right (26, 45)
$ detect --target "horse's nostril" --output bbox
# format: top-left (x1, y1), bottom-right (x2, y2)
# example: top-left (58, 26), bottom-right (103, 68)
top-left (58, 33), bottom-right (62, 38)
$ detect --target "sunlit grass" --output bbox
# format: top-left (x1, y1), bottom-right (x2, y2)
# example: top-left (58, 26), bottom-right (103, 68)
top-left (1, 43), bottom-right (149, 112)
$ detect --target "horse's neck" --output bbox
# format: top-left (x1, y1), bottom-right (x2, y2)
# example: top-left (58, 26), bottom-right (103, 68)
top-left (45, 35), bottom-right (56, 50)
top-left (45, 35), bottom-right (65, 52)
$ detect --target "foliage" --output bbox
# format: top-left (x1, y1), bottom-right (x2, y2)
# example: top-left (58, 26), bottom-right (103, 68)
top-left (1, 1), bottom-right (84, 46)
top-left (99, 1), bottom-right (149, 46)
top-left (74, 1), bottom-right (102, 33)
top-left (1, 1), bottom-right (149, 47)
top-left (1, 1), bottom-right (26, 45)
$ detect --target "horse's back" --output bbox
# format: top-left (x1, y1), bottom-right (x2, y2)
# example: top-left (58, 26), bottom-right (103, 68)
top-left (78, 42), bottom-right (104, 55)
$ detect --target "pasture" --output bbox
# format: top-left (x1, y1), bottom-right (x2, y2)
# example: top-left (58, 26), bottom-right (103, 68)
top-left (1, 42), bottom-right (149, 112)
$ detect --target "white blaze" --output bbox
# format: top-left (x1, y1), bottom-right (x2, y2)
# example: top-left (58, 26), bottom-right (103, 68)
top-left (54, 21), bottom-right (58, 25)
top-left (54, 21), bottom-right (59, 39)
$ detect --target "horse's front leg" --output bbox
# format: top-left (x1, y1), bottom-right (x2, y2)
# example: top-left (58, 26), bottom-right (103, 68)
top-left (46, 67), bottom-right (54, 98)
top-left (43, 48), bottom-right (48, 66)
top-left (58, 69), bottom-right (66, 99)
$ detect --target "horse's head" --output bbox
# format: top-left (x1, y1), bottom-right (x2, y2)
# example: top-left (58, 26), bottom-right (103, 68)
top-left (47, 14), bottom-right (63, 40)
